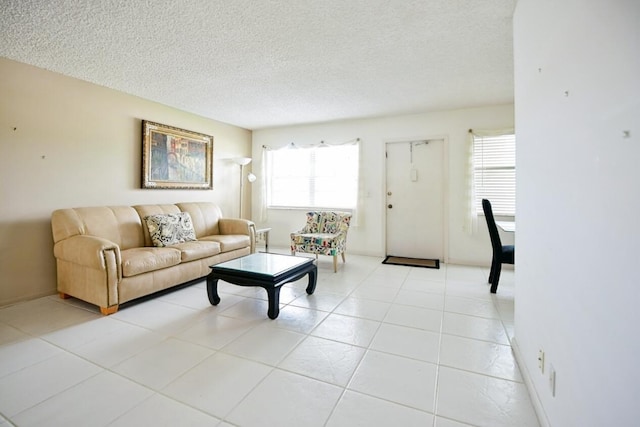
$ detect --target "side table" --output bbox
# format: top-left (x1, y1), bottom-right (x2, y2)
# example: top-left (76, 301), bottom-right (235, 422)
top-left (255, 227), bottom-right (272, 252)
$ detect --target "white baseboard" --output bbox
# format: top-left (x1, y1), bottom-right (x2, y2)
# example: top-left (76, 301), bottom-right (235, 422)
top-left (511, 337), bottom-right (551, 427)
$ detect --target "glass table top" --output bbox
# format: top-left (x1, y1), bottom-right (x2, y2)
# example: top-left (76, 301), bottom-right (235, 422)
top-left (212, 253), bottom-right (312, 276)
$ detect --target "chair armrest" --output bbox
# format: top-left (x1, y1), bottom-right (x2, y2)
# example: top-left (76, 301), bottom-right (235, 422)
top-left (54, 235), bottom-right (121, 274)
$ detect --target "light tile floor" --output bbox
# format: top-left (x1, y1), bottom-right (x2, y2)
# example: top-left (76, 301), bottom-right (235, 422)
top-left (0, 250), bottom-right (539, 427)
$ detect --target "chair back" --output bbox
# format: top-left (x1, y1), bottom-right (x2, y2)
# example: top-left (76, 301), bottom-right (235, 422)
top-left (302, 211), bottom-right (352, 235)
top-left (482, 199), bottom-right (502, 256)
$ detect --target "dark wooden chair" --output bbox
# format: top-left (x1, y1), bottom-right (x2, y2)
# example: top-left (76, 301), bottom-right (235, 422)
top-left (482, 199), bottom-right (515, 293)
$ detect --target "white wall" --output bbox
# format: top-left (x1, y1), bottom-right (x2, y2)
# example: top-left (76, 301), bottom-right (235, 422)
top-left (513, 1), bottom-right (639, 425)
top-left (251, 105), bottom-right (514, 265)
top-left (0, 58), bottom-right (252, 306)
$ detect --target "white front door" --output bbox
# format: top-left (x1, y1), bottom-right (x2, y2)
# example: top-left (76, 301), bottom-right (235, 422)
top-left (385, 140), bottom-right (444, 260)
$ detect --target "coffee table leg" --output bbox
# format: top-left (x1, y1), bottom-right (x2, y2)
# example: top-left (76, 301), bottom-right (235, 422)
top-left (265, 286), bottom-right (281, 319)
top-left (306, 266), bottom-right (318, 295)
top-left (206, 275), bottom-right (221, 305)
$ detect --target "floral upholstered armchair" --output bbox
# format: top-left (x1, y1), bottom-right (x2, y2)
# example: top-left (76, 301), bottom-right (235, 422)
top-left (291, 211), bottom-right (352, 272)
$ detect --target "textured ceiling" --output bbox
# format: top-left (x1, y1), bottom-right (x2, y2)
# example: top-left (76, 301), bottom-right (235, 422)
top-left (1, 0), bottom-right (516, 130)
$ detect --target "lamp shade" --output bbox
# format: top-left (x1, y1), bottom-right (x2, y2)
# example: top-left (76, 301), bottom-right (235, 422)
top-left (233, 157), bottom-right (252, 166)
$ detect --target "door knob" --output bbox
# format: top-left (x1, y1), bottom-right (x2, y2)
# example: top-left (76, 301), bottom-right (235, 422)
top-left (388, 204), bottom-right (393, 209)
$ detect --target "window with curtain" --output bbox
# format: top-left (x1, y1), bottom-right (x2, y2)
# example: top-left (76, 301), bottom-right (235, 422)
top-left (473, 133), bottom-right (516, 216)
top-left (266, 143), bottom-right (359, 209)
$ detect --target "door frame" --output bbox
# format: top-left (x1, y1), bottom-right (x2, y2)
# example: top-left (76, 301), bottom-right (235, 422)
top-left (383, 135), bottom-right (450, 264)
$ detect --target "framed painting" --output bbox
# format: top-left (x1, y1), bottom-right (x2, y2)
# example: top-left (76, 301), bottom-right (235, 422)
top-left (142, 120), bottom-right (213, 189)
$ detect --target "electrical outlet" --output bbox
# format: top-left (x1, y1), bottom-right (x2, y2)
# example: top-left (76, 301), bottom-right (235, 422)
top-left (549, 364), bottom-right (556, 396)
top-left (538, 349), bottom-right (545, 374)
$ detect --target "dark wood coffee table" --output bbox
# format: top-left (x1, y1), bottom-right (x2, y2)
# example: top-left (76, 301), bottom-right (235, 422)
top-left (207, 253), bottom-right (317, 319)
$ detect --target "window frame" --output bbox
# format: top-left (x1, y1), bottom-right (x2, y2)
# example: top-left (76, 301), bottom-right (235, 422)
top-left (265, 142), bottom-right (360, 210)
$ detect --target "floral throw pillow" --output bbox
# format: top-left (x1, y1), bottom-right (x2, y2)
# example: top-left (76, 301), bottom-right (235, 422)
top-left (145, 212), bottom-right (197, 247)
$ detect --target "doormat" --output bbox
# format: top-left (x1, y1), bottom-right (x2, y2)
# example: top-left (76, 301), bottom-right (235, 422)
top-left (382, 256), bottom-right (440, 269)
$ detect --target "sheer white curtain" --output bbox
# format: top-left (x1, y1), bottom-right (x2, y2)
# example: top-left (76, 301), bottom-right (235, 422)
top-left (352, 140), bottom-right (365, 227)
top-left (465, 128), bottom-right (515, 234)
top-left (256, 145), bottom-right (268, 222)
top-left (464, 130), bottom-right (478, 234)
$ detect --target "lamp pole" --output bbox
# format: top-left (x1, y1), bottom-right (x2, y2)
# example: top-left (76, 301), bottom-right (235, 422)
top-left (233, 157), bottom-right (252, 218)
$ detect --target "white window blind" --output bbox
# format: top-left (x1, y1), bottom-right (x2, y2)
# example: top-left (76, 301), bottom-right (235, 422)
top-left (473, 133), bottom-right (516, 216)
top-left (266, 143), bottom-right (359, 209)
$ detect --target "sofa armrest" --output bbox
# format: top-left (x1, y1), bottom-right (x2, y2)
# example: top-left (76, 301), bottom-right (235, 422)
top-left (53, 235), bottom-right (122, 310)
top-left (218, 218), bottom-right (253, 235)
top-left (219, 219), bottom-right (256, 253)
top-left (54, 235), bottom-right (122, 279)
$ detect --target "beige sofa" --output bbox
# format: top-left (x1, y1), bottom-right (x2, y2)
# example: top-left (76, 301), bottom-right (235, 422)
top-left (51, 202), bottom-right (255, 315)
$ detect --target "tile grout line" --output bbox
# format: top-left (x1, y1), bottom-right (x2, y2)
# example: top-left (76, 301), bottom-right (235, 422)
top-left (431, 263), bottom-right (449, 427)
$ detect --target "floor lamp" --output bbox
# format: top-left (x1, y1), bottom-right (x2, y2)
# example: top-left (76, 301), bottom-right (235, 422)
top-left (233, 157), bottom-right (255, 218)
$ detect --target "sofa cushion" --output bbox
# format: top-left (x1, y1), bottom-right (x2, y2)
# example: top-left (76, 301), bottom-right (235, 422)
top-left (145, 212), bottom-right (197, 247)
top-left (51, 206), bottom-right (145, 250)
top-left (121, 247), bottom-right (181, 277)
top-left (169, 240), bottom-right (221, 262)
top-left (200, 234), bottom-right (251, 252)
top-left (177, 202), bottom-right (222, 237)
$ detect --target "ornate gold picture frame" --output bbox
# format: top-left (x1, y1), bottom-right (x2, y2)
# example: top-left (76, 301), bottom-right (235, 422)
top-left (142, 120), bottom-right (213, 189)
